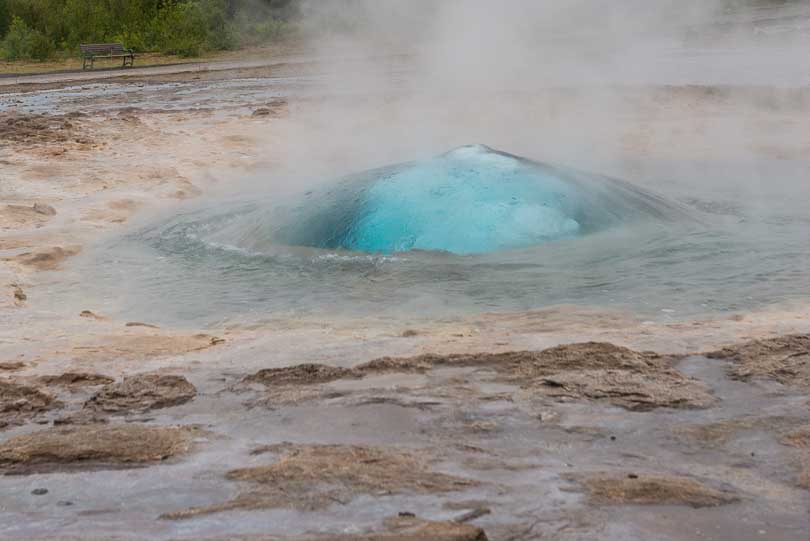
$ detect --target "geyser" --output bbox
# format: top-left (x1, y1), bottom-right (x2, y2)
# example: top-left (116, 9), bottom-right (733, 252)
top-left (271, 145), bottom-right (684, 255)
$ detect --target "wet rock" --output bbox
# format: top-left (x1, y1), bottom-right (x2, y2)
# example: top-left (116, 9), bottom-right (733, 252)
top-left (38, 372), bottom-right (115, 391)
top-left (32, 203), bottom-right (56, 216)
top-left (0, 362), bottom-right (25, 372)
top-left (125, 322), bottom-right (160, 329)
top-left (11, 284), bottom-right (26, 303)
top-left (0, 424), bottom-right (198, 474)
top-left (4, 245), bottom-right (82, 271)
top-left (359, 343), bottom-right (713, 411)
top-left (452, 507), bottom-right (491, 523)
top-left (84, 374), bottom-right (197, 414)
top-left (357, 343), bottom-right (661, 375)
top-left (162, 444), bottom-right (477, 518)
top-left (247, 343), bottom-right (711, 411)
top-left (0, 380), bottom-right (60, 428)
top-left (570, 473), bottom-right (739, 507)
top-left (355, 353), bottom-right (482, 373)
top-left (52, 413), bottom-right (109, 426)
top-left (250, 99), bottom-right (287, 119)
top-left (246, 364), bottom-right (358, 386)
top-left (706, 334), bottom-right (810, 387)
top-left (535, 367), bottom-right (713, 411)
top-left (1, 203), bottom-right (56, 226)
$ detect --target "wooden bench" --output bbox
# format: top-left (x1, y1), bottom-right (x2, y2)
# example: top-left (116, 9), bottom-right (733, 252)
top-left (80, 43), bottom-right (135, 70)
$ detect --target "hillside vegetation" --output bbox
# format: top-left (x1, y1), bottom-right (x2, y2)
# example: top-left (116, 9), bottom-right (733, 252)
top-left (0, 0), bottom-right (298, 61)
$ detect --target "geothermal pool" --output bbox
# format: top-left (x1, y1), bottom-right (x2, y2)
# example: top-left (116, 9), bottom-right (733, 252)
top-left (62, 145), bottom-right (810, 326)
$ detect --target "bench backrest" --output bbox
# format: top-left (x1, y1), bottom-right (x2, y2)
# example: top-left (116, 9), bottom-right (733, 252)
top-left (80, 43), bottom-right (126, 55)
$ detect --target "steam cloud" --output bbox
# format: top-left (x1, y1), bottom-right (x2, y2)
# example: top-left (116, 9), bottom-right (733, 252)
top-left (260, 1), bottom-right (808, 205)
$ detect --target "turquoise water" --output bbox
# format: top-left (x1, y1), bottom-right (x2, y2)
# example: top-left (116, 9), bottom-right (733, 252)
top-left (288, 146), bottom-right (583, 254)
top-left (65, 147), bottom-right (810, 326)
top-left (240, 145), bottom-right (689, 256)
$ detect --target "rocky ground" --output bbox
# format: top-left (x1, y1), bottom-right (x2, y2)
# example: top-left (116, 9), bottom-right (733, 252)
top-left (0, 56), bottom-right (809, 541)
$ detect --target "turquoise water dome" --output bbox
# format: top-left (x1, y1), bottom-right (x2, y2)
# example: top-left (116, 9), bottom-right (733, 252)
top-left (272, 145), bottom-right (684, 255)
top-left (340, 145), bottom-right (581, 254)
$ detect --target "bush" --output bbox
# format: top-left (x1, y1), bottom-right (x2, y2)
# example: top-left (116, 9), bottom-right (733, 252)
top-left (235, 12), bottom-right (290, 47)
top-left (1, 15), bottom-right (53, 61)
top-left (0, 0), bottom-right (293, 61)
top-left (150, 0), bottom-right (235, 57)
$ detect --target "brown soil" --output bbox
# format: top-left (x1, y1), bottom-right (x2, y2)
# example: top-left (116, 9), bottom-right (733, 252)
top-left (674, 416), bottom-right (800, 447)
top-left (163, 443), bottom-right (477, 519)
top-left (781, 426), bottom-right (810, 448)
top-left (81, 199), bottom-right (140, 225)
top-left (221, 519), bottom-right (488, 541)
top-left (780, 426), bottom-right (810, 489)
top-left (250, 99), bottom-right (288, 118)
top-left (796, 455), bottom-right (810, 490)
top-left (0, 380), bottom-right (60, 428)
top-left (31, 519), bottom-right (487, 541)
top-left (706, 334), bottom-right (810, 387)
top-left (306, 519), bottom-right (489, 541)
top-left (38, 373), bottom-right (115, 391)
top-left (84, 374), bottom-right (197, 414)
top-left (254, 343), bottom-right (713, 411)
top-left (571, 473), bottom-right (740, 507)
top-left (4, 245), bottom-right (82, 271)
top-left (0, 423), bottom-right (198, 474)
top-left (0, 203), bottom-right (56, 229)
top-left (68, 332), bottom-right (224, 363)
top-left (0, 112), bottom-right (91, 146)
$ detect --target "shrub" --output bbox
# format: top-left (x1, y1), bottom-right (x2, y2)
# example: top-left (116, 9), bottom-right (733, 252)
top-left (150, 0), bottom-right (235, 57)
top-left (0, 0), bottom-right (292, 61)
top-left (1, 15), bottom-right (53, 61)
top-left (235, 12), bottom-right (290, 47)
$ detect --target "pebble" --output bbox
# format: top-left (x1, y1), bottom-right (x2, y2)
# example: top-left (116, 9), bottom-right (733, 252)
top-left (31, 488), bottom-right (48, 496)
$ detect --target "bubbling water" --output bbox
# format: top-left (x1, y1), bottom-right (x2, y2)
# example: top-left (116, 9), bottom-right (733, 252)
top-left (238, 145), bottom-right (687, 256)
top-left (309, 145), bottom-right (581, 254)
top-left (70, 145), bottom-right (808, 327)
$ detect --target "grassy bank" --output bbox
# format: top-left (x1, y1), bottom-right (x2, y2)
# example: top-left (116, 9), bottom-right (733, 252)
top-left (0, 41), bottom-right (300, 76)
